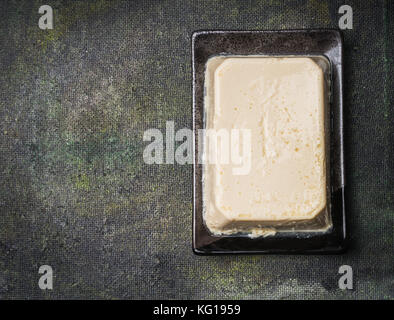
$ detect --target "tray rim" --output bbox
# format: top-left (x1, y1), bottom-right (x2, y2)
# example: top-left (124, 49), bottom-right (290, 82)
top-left (192, 29), bottom-right (346, 255)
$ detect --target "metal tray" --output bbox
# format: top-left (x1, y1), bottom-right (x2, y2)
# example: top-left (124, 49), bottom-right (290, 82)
top-left (192, 30), bottom-right (346, 254)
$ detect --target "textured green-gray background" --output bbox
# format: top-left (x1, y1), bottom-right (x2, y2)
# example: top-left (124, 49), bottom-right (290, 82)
top-left (0, 0), bottom-right (393, 299)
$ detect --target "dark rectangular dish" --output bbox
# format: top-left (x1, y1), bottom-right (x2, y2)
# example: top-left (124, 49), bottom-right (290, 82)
top-left (192, 30), bottom-right (346, 254)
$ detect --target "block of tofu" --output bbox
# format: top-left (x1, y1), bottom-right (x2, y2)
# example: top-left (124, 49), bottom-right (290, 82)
top-left (203, 57), bottom-right (327, 235)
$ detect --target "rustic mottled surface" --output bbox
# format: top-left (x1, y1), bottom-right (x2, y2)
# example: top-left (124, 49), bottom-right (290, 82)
top-left (0, 0), bottom-right (393, 299)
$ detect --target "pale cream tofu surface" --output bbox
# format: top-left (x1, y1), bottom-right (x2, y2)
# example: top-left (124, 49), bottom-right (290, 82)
top-left (203, 57), bottom-right (327, 235)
